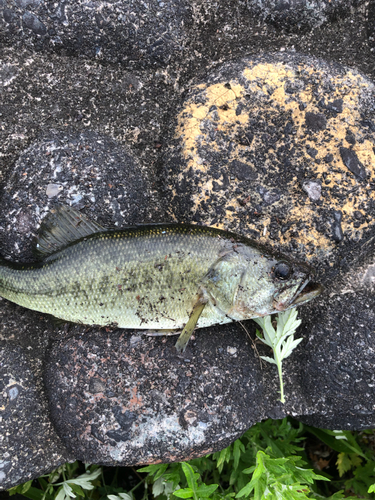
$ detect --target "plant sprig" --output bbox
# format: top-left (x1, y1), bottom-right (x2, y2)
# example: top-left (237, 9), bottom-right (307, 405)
top-left (254, 309), bottom-right (303, 403)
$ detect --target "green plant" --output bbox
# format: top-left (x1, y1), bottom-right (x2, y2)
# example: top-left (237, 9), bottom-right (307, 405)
top-left (8, 463), bottom-right (102, 500)
top-left (139, 418), bottom-right (375, 499)
top-left (254, 309), bottom-right (303, 403)
top-left (7, 418), bottom-right (375, 500)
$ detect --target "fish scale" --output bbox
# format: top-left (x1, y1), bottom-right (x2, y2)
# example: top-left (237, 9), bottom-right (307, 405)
top-left (0, 227), bottom-right (231, 329)
top-left (0, 206), bottom-right (321, 351)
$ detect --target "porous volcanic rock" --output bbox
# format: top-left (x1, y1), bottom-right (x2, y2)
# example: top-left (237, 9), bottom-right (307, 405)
top-left (0, 130), bottom-right (157, 262)
top-left (366, 0), bottom-right (375, 53)
top-left (44, 324), bottom-right (266, 465)
top-left (0, 340), bottom-right (70, 490)
top-left (0, 0), bottom-right (375, 483)
top-left (295, 232), bottom-right (375, 430)
top-left (0, 127), bottom-right (161, 484)
top-left (246, 0), bottom-right (352, 32)
top-left (163, 52), bottom-right (375, 274)
top-left (0, 0), bottom-right (192, 67)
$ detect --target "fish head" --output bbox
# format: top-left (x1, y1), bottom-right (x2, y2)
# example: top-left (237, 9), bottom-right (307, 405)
top-left (228, 249), bottom-right (322, 320)
top-left (270, 260), bottom-right (322, 312)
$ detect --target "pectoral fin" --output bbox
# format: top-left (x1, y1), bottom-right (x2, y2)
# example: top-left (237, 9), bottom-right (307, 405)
top-left (175, 297), bottom-right (207, 353)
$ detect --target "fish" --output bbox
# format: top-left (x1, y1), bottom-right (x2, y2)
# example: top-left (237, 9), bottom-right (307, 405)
top-left (0, 205), bottom-right (322, 352)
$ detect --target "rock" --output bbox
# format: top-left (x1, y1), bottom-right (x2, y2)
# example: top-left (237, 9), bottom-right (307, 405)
top-left (367, 1), bottom-right (375, 53)
top-left (0, 127), bottom-right (161, 484)
top-left (0, 340), bottom-right (70, 489)
top-left (296, 232), bottom-right (375, 429)
top-left (0, 130), bottom-right (156, 261)
top-left (302, 181), bottom-right (321, 201)
top-left (163, 53), bottom-right (375, 270)
top-left (331, 210), bottom-right (344, 243)
top-left (246, 0), bottom-right (352, 32)
top-left (339, 147), bottom-right (367, 181)
top-left (0, 0), bottom-right (192, 67)
top-left (0, 0), bottom-right (374, 487)
top-left (22, 11), bottom-right (46, 35)
top-left (45, 325), bottom-right (265, 465)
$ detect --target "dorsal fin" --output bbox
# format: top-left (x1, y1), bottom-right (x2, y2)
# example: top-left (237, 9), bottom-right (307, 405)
top-left (34, 205), bottom-right (104, 258)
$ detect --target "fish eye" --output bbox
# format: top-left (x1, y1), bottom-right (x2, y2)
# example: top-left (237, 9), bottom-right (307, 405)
top-left (274, 262), bottom-right (292, 280)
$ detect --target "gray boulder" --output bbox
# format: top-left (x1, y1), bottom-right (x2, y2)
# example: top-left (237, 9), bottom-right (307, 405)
top-left (44, 325), bottom-right (264, 465)
top-left (0, 299), bottom-right (70, 490)
top-left (0, 0), bottom-right (192, 67)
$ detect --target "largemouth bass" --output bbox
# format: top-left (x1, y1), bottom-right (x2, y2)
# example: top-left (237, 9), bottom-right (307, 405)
top-left (0, 206), bottom-right (321, 351)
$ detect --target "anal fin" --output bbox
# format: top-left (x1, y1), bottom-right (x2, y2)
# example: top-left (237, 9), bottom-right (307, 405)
top-left (175, 297), bottom-right (207, 353)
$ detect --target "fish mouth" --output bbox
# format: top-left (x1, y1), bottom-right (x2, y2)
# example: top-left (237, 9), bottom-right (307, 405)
top-left (289, 278), bottom-right (323, 307)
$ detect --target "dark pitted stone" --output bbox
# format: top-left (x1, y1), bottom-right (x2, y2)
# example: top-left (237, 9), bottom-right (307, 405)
top-left (0, 0), bottom-right (191, 67)
top-left (22, 11), bottom-right (46, 35)
top-left (0, 130), bottom-right (156, 261)
top-left (367, 0), bottom-right (375, 53)
top-left (163, 52), bottom-right (375, 270)
top-left (0, 342), bottom-right (69, 489)
top-left (44, 325), bottom-right (268, 465)
top-left (246, 0), bottom-right (352, 32)
top-left (339, 146), bottom-right (367, 181)
top-left (296, 232), bottom-right (375, 430)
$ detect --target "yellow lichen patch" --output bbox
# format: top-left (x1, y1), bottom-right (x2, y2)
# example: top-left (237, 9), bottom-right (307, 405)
top-left (171, 56), bottom-right (375, 260)
top-left (175, 82), bottom-right (248, 171)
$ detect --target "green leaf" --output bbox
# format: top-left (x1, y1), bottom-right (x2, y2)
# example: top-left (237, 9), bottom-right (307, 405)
top-left (16, 486), bottom-right (47, 500)
top-left (310, 490), bottom-right (359, 499)
top-left (181, 463), bottom-right (200, 492)
top-left (215, 445), bottom-right (232, 474)
top-left (336, 452), bottom-right (352, 477)
top-left (137, 463), bottom-right (168, 479)
top-left (344, 461), bottom-right (375, 497)
top-left (195, 483), bottom-right (219, 497)
top-left (173, 487), bottom-right (194, 499)
top-left (232, 439), bottom-right (244, 471)
top-left (55, 486), bottom-right (67, 500)
top-left (369, 483), bottom-right (375, 493)
top-left (22, 480), bottom-right (33, 494)
top-left (259, 355), bottom-right (276, 365)
top-left (8, 480), bottom-right (34, 497)
top-left (107, 494), bottom-right (133, 500)
top-left (336, 452), bottom-right (362, 477)
top-left (236, 450), bottom-right (328, 499)
top-left (68, 484), bottom-right (84, 498)
top-left (305, 427), bottom-right (367, 458)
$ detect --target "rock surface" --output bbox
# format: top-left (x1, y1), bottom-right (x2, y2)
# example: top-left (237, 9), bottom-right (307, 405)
top-left (45, 325), bottom-right (264, 465)
top-left (1, 0), bottom-right (375, 490)
top-left (246, 0), bottom-right (353, 31)
top-left (0, 0), bottom-right (192, 67)
top-left (163, 52), bottom-right (375, 270)
top-left (0, 130), bottom-right (157, 261)
top-left (0, 338), bottom-right (70, 490)
top-left (296, 233), bottom-right (375, 429)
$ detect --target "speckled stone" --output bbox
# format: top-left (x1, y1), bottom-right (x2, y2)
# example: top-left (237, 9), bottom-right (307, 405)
top-left (44, 325), bottom-right (267, 465)
top-left (0, 0), bottom-right (191, 67)
top-left (367, 1), bottom-right (375, 53)
top-left (0, 130), bottom-right (155, 261)
top-left (295, 231), bottom-right (375, 430)
top-left (246, 0), bottom-right (352, 31)
top-left (0, 343), bottom-right (70, 490)
top-left (163, 53), bottom-right (375, 271)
